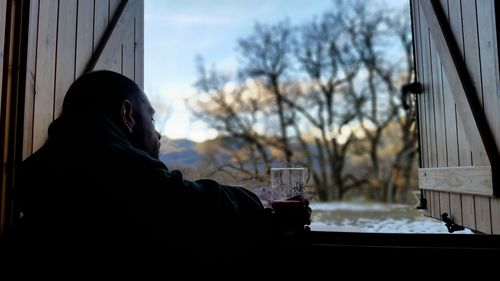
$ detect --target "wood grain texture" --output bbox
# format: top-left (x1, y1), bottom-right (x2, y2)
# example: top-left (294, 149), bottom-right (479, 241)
top-left (122, 24), bottom-right (134, 80)
top-left (477, 0), bottom-right (500, 160)
top-left (419, 166), bottom-right (492, 196)
top-left (419, 4), bottom-right (432, 167)
top-left (134, 1), bottom-right (143, 88)
top-left (439, 191), bottom-right (450, 217)
top-left (93, 0), bottom-right (139, 71)
top-left (0, 0), bottom-right (6, 112)
top-left (430, 38), bottom-right (447, 166)
top-left (461, 0), bottom-right (488, 165)
top-left (490, 198), bottom-right (500, 234)
top-left (447, 0), bottom-right (472, 166)
top-left (75, 0), bottom-right (94, 78)
top-left (424, 190), bottom-right (431, 217)
top-left (474, 196), bottom-right (492, 234)
top-left (33, 0), bottom-right (58, 152)
top-left (432, 190), bottom-right (440, 218)
top-left (449, 192), bottom-right (463, 225)
top-left (461, 194), bottom-right (476, 230)
top-left (109, 0), bottom-right (121, 21)
top-left (412, 0), bottom-right (426, 168)
top-left (22, 0), bottom-right (39, 159)
top-left (54, 0), bottom-right (77, 119)
top-left (93, 0), bottom-right (109, 51)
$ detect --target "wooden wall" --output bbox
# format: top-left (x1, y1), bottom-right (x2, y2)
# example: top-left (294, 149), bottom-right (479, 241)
top-left (0, 0), bottom-right (8, 235)
top-left (412, 0), bottom-right (500, 233)
top-left (22, 0), bottom-right (144, 158)
top-left (0, 0), bottom-right (143, 233)
top-left (0, 0), bottom-right (5, 109)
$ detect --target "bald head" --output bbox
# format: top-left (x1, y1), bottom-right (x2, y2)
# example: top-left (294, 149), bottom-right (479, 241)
top-left (62, 70), bottom-right (143, 120)
top-left (60, 70), bottom-right (161, 159)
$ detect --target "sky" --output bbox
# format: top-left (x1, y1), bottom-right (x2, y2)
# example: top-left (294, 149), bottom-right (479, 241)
top-left (144, 0), bottom-right (408, 142)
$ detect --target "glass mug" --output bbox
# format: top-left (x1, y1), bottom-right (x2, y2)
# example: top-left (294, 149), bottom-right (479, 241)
top-left (270, 167), bottom-right (307, 201)
top-left (270, 167), bottom-right (310, 235)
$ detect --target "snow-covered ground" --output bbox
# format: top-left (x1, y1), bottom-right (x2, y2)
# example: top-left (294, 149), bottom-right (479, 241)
top-left (309, 201), bottom-right (474, 234)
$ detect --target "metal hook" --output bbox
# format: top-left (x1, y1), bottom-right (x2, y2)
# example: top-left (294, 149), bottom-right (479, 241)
top-left (441, 213), bottom-right (465, 233)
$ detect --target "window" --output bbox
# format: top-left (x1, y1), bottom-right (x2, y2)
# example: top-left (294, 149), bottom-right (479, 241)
top-left (144, 0), bottom-right (474, 234)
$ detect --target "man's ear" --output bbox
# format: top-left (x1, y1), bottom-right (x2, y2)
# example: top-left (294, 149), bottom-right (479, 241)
top-left (121, 99), bottom-right (135, 134)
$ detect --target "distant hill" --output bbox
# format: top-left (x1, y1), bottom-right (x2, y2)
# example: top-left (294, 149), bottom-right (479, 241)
top-left (159, 137), bottom-right (200, 166)
top-left (159, 135), bottom-right (335, 170)
top-left (159, 136), bottom-right (245, 167)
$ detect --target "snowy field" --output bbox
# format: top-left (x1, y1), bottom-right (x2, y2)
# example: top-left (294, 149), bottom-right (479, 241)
top-left (309, 201), bottom-right (474, 234)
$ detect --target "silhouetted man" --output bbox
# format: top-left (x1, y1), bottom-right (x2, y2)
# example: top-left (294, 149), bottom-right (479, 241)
top-left (12, 71), bottom-right (296, 276)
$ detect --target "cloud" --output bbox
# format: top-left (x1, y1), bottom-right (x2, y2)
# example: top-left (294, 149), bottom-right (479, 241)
top-left (158, 83), bottom-right (197, 102)
top-left (146, 14), bottom-right (230, 27)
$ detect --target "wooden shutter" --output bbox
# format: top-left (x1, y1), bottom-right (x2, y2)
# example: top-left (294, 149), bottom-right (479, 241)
top-left (0, 0), bottom-right (10, 235)
top-left (0, 0), bottom-right (144, 234)
top-left (24, 0), bottom-right (144, 156)
top-left (411, 0), bottom-right (500, 233)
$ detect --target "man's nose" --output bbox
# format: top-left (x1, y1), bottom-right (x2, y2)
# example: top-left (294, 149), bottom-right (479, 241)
top-left (156, 131), bottom-right (161, 140)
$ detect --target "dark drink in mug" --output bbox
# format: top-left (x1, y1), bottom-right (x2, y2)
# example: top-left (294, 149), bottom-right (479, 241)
top-left (271, 196), bottom-right (311, 235)
top-left (270, 167), bottom-right (310, 235)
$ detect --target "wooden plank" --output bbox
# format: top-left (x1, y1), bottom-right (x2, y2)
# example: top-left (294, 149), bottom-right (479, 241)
top-left (0, 0), bottom-right (6, 112)
top-left (442, 67), bottom-right (459, 166)
top-left (491, 198), bottom-right (500, 234)
top-left (438, 0), bottom-right (448, 18)
top-left (419, 0), bottom-right (431, 168)
top-left (426, 31), bottom-right (437, 167)
top-left (447, 0), bottom-right (464, 77)
top-left (461, 0), bottom-right (482, 106)
top-left (456, 115), bottom-right (472, 165)
top-left (122, 25), bottom-right (134, 80)
top-left (439, 191), bottom-right (450, 217)
top-left (54, 0), bottom-right (77, 119)
top-left (438, 0), bottom-right (451, 167)
top-left (461, 194), bottom-right (476, 230)
top-left (430, 38), bottom-right (447, 166)
top-left (432, 190), bottom-right (440, 219)
top-left (419, 166), bottom-right (492, 195)
top-left (22, 0), bottom-right (39, 159)
top-left (434, 0), bottom-right (452, 167)
top-left (449, 193), bottom-right (463, 225)
top-left (474, 196), bottom-right (492, 234)
top-left (461, 0), bottom-right (488, 166)
top-left (477, 0), bottom-right (500, 161)
top-left (423, 190), bottom-right (431, 217)
top-left (92, 0), bottom-right (139, 71)
top-left (421, 0), bottom-right (489, 166)
top-left (428, 190), bottom-right (435, 218)
top-left (109, 0), bottom-right (121, 21)
top-left (87, 0), bottom-right (129, 72)
top-left (448, 0), bottom-right (472, 166)
top-left (412, 0), bottom-right (426, 168)
top-left (0, 0), bottom-right (12, 234)
top-left (108, 45), bottom-right (122, 73)
top-left (439, 0), bottom-right (462, 167)
top-left (94, 0), bottom-right (109, 51)
top-left (419, 7), bottom-right (431, 167)
top-left (75, 0), bottom-right (94, 78)
top-left (134, 1), bottom-right (143, 88)
top-left (33, 0), bottom-right (58, 152)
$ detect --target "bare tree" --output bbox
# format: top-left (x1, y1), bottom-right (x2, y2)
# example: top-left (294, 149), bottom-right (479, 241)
top-left (337, 1), bottom-right (417, 202)
top-left (188, 1), bottom-right (418, 202)
top-left (187, 58), bottom-right (273, 182)
top-left (238, 21), bottom-right (295, 165)
top-left (289, 11), bottom-right (364, 200)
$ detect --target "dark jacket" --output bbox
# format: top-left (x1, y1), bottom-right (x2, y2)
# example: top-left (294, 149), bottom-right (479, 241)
top-left (11, 116), bottom-right (269, 274)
